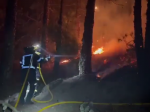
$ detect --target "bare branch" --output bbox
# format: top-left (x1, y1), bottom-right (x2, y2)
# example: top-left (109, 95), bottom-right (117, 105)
top-left (127, 40), bottom-right (134, 45)
top-left (109, 0), bottom-right (124, 6)
top-left (15, 35), bottom-right (27, 46)
top-left (18, 11), bottom-right (41, 23)
top-left (49, 4), bottom-right (76, 6)
top-left (26, 13), bottom-right (39, 22)
top-left (22, 19), bottom-right (30, 27)
top-left (48, 7), bottom-right (54, 13)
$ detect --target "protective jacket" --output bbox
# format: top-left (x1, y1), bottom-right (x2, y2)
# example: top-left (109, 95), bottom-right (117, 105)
top-left (20, 48), bottom-right (49, 69)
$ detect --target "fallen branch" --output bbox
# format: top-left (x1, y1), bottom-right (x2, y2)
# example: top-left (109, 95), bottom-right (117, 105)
top-left (0, 100), bottom-right (20, 112)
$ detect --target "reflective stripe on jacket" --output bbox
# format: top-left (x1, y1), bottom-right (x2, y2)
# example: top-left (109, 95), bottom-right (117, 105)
top-left (21, 54), bottom-right (35, 69)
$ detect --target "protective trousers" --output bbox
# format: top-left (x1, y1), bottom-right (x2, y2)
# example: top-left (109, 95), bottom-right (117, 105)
top-left (20, 68), bottom-right (36, 104)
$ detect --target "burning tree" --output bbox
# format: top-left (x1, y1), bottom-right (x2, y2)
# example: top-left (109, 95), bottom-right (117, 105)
top-left (79, 0), bottom-right (96, 76)
top-left (0, 0), bottom-right (17, 84)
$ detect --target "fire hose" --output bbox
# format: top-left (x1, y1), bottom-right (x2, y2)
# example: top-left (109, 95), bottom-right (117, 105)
top-left (1, 55), bottom-right (150, 112)
top-left (14, 55), bottom-right (104, 112)
top-left (14, 62), bottom-right (105, 112)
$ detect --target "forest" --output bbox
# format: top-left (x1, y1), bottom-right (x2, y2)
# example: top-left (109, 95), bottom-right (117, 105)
top-left (0, 0), bottom-right (150, 112)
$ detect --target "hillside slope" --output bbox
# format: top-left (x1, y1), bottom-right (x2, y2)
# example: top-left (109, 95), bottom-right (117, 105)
top-left (12, 66), bottom-right (150, 112)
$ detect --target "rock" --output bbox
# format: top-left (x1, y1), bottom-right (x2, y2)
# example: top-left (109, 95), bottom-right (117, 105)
top-left (80, 102), bottom-right (99, 112)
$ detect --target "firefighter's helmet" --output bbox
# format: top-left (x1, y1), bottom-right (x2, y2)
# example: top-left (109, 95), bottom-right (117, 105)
top-left (33, 44), bottom-right (41, 52)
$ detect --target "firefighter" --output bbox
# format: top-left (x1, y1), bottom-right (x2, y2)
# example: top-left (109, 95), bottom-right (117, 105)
top-left (19, 45), bottom-right (49, 104)
top-left (33, 45), bottom-right (50, 97)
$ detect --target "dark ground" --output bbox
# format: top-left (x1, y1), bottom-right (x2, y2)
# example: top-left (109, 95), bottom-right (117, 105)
top-left (0, 65), bottom-right (150, 112)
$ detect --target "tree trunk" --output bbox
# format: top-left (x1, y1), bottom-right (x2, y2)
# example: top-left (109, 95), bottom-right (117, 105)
top-left (79, 0), bottom-right (95, 76)
top-left (145, 0), bottom-right (150, 75)
top-left (41, 0), bottom-right (49, 49)
top-left (0, 0), bottom-right (17, 85)
top-left (76, 0), bottom-right (80, 39)
top-left (133, 0), bottom-right (144, 74)
top-left (53, 0), bottom-right (63, 77)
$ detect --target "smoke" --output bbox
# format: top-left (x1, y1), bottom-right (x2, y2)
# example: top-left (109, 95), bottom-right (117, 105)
top-left (104, 39), bottom-right (126, 54)
top-left (93, 0), bottom-right (147, 53)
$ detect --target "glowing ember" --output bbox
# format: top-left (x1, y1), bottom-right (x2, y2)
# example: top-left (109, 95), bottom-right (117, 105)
top-left (95, 6), bottom-right (98, 10)
top-left (103, 59), bottom-right (107, 64)
top-left (60, 59), bottom-right (70, 64)
top-left (93, 47), bottom-right (104, 54)
top-left (96, 74), bottom-right (101, 78)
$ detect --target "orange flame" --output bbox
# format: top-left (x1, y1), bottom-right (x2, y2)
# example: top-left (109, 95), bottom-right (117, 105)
top-left (60, 59), bottom-right (70, 64)
top-left (93, 47), bottom-right (104, 54)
